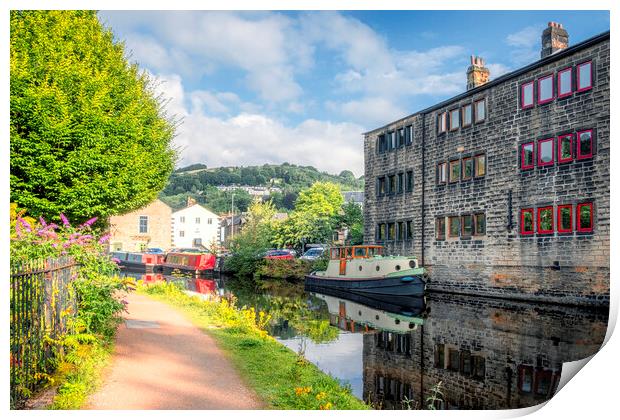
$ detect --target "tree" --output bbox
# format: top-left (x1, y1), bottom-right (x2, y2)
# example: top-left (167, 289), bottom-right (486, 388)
top-left (339, 201), bottom-right (364, 245)
top-left (10, 11), bottom-right (176, 225)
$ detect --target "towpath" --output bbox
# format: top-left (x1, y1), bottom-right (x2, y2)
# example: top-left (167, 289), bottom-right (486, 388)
top-left (86, 292), bottom-right (263, 409)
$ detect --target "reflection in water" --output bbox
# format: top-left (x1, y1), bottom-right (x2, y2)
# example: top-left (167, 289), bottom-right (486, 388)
top-left (120, 270), bottom-right (607, 410)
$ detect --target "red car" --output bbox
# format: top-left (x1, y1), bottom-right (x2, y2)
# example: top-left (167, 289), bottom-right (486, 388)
top-left (264, 250), bottom-right (295, 260)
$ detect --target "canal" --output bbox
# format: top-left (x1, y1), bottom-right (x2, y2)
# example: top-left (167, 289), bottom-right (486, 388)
top-left (123, 271), bottom-right (608, 410)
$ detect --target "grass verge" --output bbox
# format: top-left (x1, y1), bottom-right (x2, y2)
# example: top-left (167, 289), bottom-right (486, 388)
top-left (138, 281), bottom-right (369, 410)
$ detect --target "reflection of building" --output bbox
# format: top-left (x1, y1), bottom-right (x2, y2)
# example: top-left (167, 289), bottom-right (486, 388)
top-left (108, 199), bottom-right (172, 252)
top-left (171, 202), bottom-right (220, 249)
top-left (363, 25), bottom-right (610, 306)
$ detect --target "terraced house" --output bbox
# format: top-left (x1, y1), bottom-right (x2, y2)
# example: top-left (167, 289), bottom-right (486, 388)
top-left (363, 24), bottom-right (609, 306)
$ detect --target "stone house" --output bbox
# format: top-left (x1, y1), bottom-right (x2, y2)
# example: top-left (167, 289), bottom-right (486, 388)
top-left (108, 199), bottom-right (172, 252)
top-left (171, 201), bottom-right (220, 250)
top-left (363, 24), bottom-right (609, 306)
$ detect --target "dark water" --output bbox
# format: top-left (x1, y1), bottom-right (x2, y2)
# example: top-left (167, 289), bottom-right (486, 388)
top-left (122, 270), bottom-right (608, 410)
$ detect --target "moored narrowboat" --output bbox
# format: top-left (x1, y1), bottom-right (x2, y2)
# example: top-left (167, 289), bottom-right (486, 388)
top-left (111, 251), bottom-right (164, 273)
top-left (161, 251), bottom-right (217, 275)
top-left (304, 245), bottom-right (427, 296)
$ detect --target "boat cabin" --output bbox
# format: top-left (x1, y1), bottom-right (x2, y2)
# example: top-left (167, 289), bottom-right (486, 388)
top-left (329, 245), bottom-right (384, 260)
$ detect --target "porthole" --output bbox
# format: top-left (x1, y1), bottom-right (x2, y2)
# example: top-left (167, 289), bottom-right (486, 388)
top-left (359, 265), bottom-right (363, 271)
top-left (409, 260), bottom-right (416, 268)
top-left (375, 315), bottom-right (380, 320)
top-left (358, 311), bottom-right (362, 316)
top-left (395, 265), bottom-right (401, 271)
top-left (409, 323), bottom-right (415, 329)
top-left (376, 265), bottom-right (380, 271)
top-left (395, 319), bottom-right (400, 325)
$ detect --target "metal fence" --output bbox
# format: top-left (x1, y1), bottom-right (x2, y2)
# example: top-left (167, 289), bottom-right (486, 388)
top-left (10, 256), bottom-right (78, 407)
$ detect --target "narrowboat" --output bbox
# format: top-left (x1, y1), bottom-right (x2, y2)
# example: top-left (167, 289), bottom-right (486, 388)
top-left (304, 245), bottom-right (427, 296)
top-left (111, 251), bottom-right (164, 273)
top-left (161, 250), bottom-right (217, 275)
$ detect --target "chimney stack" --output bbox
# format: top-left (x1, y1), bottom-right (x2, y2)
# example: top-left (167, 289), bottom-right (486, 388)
top-left (187, 196), bottom-right (196, 207)
top-left (466, 55), bottom-right (490, 91)
top-left (541, 22), bottom-right (569, 59)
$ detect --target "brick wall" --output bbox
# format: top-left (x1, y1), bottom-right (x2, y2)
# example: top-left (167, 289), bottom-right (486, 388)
top-left (108, 199), bottom-right (172, 252)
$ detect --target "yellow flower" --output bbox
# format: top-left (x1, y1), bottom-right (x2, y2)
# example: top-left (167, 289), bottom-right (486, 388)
top-left (320, 402), bottom-right (333, 410)
top-left (295, 386), bottom-right (312, 396)
top-left (316, 391), bottom-right (327, 400)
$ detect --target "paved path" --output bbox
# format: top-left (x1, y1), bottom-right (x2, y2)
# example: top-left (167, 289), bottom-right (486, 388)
top-left (86, 292), bottom-right (263, 409)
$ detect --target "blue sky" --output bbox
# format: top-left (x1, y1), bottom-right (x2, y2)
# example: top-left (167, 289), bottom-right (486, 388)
top-left (98, 10), bottom-right (609, 176)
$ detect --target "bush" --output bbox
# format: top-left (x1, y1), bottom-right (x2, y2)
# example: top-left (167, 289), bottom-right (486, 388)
top-left (255, 258), bottom-right (312, 280)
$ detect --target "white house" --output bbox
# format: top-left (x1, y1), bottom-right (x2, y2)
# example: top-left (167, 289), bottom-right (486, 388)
top-left (171, 203), bottom-right (220, 250)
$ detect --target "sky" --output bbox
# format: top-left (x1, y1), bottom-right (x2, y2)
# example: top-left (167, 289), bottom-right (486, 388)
top-left (98, 10), bottom-right (610, 177)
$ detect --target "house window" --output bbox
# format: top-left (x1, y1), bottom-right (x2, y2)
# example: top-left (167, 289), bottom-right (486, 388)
top-left (450, 109), bottom-right (460, 131)
top-left (388, 223), bottom-right (396, 240)
top-left (577, 129), bottom-right (593, 159)
top-left (405, 170), bottom-right (413, 192)
top-left (448, 216), bottom-right (460, 238)
top-left (577, 202), bottom-right (593, 233)
top-left (195, 217), bottom-right (201, 224)
top-left (377, 134), bottom-right (386, 153)
top-left (521, 142), bottom-right (535, 170)
top-left (436, 217), bottom-right (446, 240)
top-left (438, 112), bottom-right (447, 133)
top-left (396, 222), bottom-right (404, 240)
top-left (474, 154), bottom-right (486, 177)
top-left (437, 162), bottom-right (447, 184)
top-left (179, 230), bottom-right (185, 238)
top-left (462, 104), bottom-right (473, 127)
top-left (180, 216), bottom-right (185, 223)
top-left (558, 134), bottom-right (573, 163)
top-left (449, 160), bottom-right (461, 183)
top-left (474, 213), bottom-right (486, 236)
top-left (537, 74), bottom-right (554, 104)
top-left (558, 67), bottom-right (573, 98)
top-left (434, 344), bottom-right (445, 368)
top-left (139, 216), bottom-right (148, 233)
top-left (405, 221), bottom-right (413, 241)
top-left (460, 351), bottom-right (472, 376)
top-left (536, 370), bottom-right (552, 396)
top-left (405, 125), bottom-right (413, 145)
top-left (537, 206), bottom-right (554, 234)
top-left (208, 218), bottom-right (213, 225)
top-left (448, 349), bottom-right (460, 371)
top-left (193, 238), bottom-right (202, 247)
top-left (519, 366), bottom-right (534, 393)
top-left (474, 99), bottom-right (486, 122)
top-left (521, 81), bottom-right (535, 109)
top-left (538, 138), bottom-right (554, 167)
top-left (558, 204), bottom-right (573, 233)
top-left (520, 208), bottom-right (535, 235)
top-left (472, 356), bottom-right (486, 380)
top-left (397, 128), bottom-right (405, 147)
top-left (461, 215), bottom-right (474, 238)
top-left (388, 175), bottom-right (396, 194)
top-left (577, 61), bottom-right (593, 92)
top-left (378, 177), bottom-right (386, 196)
top-left (462, 157), bottom-right (473, 180)
top-left (378, 224), bottom-right (386, 241)
top-left (397, 173), bottom-right (404, 193)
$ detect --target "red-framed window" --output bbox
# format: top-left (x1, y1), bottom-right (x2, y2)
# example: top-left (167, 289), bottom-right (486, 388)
top-left (558, 134), bottom-right (573, 163)
top-left (461, 214), bottom-right (474, 238)
top-left (557, 205), bottom-right (573, 233)
top-left (521, 81), bottom-right (535, 109)
top-left (577, 129), bottom-right (593, 159)
top-left (557, 67), bottom-right (573, 98)
top-left (449, 109), bottom-right (460, 131)
top-left (520, 208), bottom-right (535, 235)
top-left (537, 138), bottom-right (554, 167)
top-left (537, 206), bottom-right (554, 234)
top-left (436, 217), bottom-right (446, 240)
top-left (437, 162), bottom-right (447, 184)
top-left (474, 99), bottom-right (486, 122)
top-left (438, 112), bottom-right (447, 133)
top-left (577, 202), bottom-right (594, 233)
top-left (462, 157), bottom-right (473, 180)
top-left (462, 104), bottom-right (473, 127)
top-left (576, 61), bottom-right (593, 92)
top-left (537, 74), bottom-right (555, 105)
top-left (521, 142), bottom-right (535, 170)
top-left (449, 160), bottom-right (461, 183)
top-left (474, 154), bottom-right (486, 177)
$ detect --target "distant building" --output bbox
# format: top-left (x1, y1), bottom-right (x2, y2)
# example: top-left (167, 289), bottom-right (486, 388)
top-left (219, 214), bottom-right (245, 247)
top-left (216, 185), bottom-right (283, 197)
top-left (343, 191), bottom-right (364, 208)
top-left (108, 199), bottom-right (172, 252)
top-left (171, 200), bottom-right (220, 249)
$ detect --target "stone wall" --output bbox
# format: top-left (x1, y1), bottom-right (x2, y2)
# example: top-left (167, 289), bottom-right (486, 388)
top-left (108, 199), bottom-right (172, 252)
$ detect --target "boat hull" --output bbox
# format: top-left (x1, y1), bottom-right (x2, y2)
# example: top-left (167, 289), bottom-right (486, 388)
top-left (304, 273), bottom-right (426, 296)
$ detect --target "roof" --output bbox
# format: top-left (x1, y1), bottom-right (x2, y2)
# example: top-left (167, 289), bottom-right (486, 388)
top-left (171, 203), bottom-right (219, 217)
top-left (343, 191), bottom-right (364, 203)
top-left (364, 30), bottom-right (610, 135)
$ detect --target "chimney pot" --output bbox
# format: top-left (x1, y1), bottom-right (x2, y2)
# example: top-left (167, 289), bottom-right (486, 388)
top-left (541, 22), bottom-right (569, 58)
top-left (466, 55), bottom-right (490, 91)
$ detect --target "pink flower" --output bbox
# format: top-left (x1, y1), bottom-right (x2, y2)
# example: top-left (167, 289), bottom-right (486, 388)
top-left (82, 217), bottom-right (98, 227)
top-left (39, 216), bottom-right (47, 227)
top-left (60, 213), bottom-right (70, 227)
top-left (99, 234), bottom-right (110, 244)
top-left (111, 257), bottom-right (121, 264)
top-left (17, 218), bottom-right (32, 232)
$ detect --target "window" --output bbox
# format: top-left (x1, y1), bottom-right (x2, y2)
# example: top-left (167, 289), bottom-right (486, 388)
top-left (448, 216), bottom-right (460, 238)
top-left (397, 222), bottom-right (404, 240)
top-left (450, 109), bottom-right (460, 131)
top-left (519, 366), bottom-right (534, 393)
top-left (180, 216), bottom-right (185, 223)
top-left (474, 99), bottom-right (486, 122)
top-left (179, 230), bottom-right (185, 238)
top-left (535, 370), bottom-right (552, 396)
top-left (437, 162), bottom-right (447, 184)
top-left (397, 173), bottom-right (404, 193)
top-left (405, 221), bottom-right (413, 241)
top-left (577, 129), bottom-right (593, 159)
top-left (472, 356), bottom-right (486, 380)
top-left (397, 128), bottom-right (405, 147)
top-left (521, 208), bottom-right (535, 235)
top-left (389, 131), bottom-right (397, 150)
top-left (537, 74), bottom-right (554, 104)
top-left (378, 224), bottom-right (386, 241)
top-left (537, 138), bottom-right (554, 167)
top-left (405, 125), bottom-right (413, 145)
top-left (449, 160), bottom-right (461, 183)
top-left (462, 215), bottom-right (474, 238)
top-left (377, 134), bottom-right (386, 153)
top-left (438, 112), bottom-right (447, 133)
top-left (195, 217), bottom-right (201, 224)
top-left (462, 157), bottom-right (473, 180)
top-left (448, 349), bottom-right (460, 371)
top-left (388, 223), bottom-right (396, 240)
top-left (521, 142), bottom-right (535, 170)
top-left (558, 205), bottom-right (573, 233)
top-left (208, 218), bottom-right (213, 224)
top-left (474, 213), bottom-right (486, 236)
top-left (378, 177), bottom-right (386, 196)
top-left (434, 344), bottom-right (445, 368)
top-left (405, 170), bottom-right (413, 192)
top-left (537, 206), bottom-right (554, 234)
top-left (577, 202), bottom-right (593, 233)
top-left (577, 61), bottom-right (593, 92)
top-left (558, 134), bottom-right (573, 163)
top-left (193, 238), bottom-right (202, 247)
top-left (388, 175), bottom-right (396, 194)
top-left (462, 104), bottom-right (473, 127)
top-left (521, 81), bottom-right (535, 109)
top-left (436, 217), bottom-right (446, 240)
top-left (139, 216), bottom-right (148, 233)
top-left (558, 67), bottom-right (573, 98)
top-left (474, 154), bottom-right (486, 177)
top-left (460, 351), bottom-right (472, 376)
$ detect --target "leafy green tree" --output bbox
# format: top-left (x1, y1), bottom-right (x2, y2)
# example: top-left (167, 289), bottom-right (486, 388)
top-left (339, 201), bottom-right (364, 245)
top-left (10, 11), bottom-right (176, 224)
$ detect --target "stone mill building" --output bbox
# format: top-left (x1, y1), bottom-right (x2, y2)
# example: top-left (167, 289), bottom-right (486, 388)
top-left (363, 23), bottom-right (610, 306)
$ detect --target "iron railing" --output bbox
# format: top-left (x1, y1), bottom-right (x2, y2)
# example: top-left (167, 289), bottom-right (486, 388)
top-left (10, 256), bottom-right (78, 408)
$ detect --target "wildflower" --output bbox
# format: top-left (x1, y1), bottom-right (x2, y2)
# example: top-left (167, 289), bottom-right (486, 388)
top-left (316, 391), bottom-right (327, 401)
top-left (39, 216), bottom-right (47, 227)
top-left (17, 217), bottom-right (32, 232)
top-left (79, 234), bottom-right (93, 242)
top-left (60, 213), bottom-right (70, 227)
top-left (99, 234), bottom-right (111, 244)
top-left (111, 257), bottom-right (121, 264)
top-left (82, 217), bottom-right (98, 227)
top-left (295, 386), bottom-right (312, 396)
top-left (319, 402), bottom-right (332, 410)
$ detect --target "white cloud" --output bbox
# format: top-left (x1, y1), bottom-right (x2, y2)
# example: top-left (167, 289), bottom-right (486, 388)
top-left (487, 63), bottom-right (512, 80)
top-left (506, 25), bottom-right (542, 65)
top-left (327, 97), bottom-right (406, 127)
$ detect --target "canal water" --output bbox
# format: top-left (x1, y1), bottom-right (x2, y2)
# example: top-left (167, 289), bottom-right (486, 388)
top-left (122, 270), bottom-right (608, 410)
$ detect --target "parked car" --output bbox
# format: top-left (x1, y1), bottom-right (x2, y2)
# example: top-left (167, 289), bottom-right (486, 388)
top-left (300, 247), bottom-right (325, 261)
top-left (145, 247), bottom-right (165, 254)
top-left (264, 249), bottom-right (295, 260)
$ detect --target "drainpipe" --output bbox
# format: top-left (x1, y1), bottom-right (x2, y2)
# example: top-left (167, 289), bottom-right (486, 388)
top-left (421, 113), bottom-right (426, 266)
top-left (419, 324), bottom-right (425, 404)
